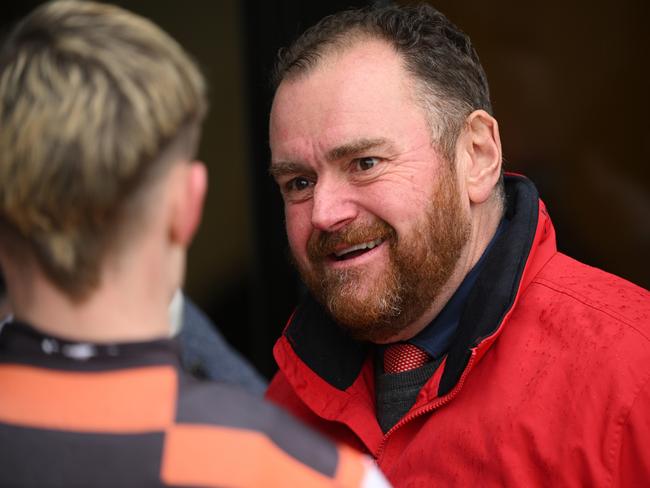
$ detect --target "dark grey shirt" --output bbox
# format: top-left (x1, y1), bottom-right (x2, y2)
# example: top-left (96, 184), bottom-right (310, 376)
top-left (375, 355), bottom-right (443, 433)
top-left (178, 297), bottom-right (267, 395)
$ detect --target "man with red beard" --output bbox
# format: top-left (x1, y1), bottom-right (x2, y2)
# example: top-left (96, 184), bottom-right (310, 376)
top-left (266, 4), bottom-right (650, 486)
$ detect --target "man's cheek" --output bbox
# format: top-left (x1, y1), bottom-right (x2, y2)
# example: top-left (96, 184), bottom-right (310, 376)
top-left (287, 218), bottom-right (312, 250)
top-left (287, 232), bottom-right (309, 268)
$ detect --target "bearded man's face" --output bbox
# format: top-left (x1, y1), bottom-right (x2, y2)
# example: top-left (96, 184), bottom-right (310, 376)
top-left (270, 40), bottom-right (470, 342)
top-left (297, 165), bottom-right (469, 342)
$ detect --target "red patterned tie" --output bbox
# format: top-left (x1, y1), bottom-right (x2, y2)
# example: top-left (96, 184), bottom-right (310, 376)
top-left (383, 343), bottom-right (431, 373)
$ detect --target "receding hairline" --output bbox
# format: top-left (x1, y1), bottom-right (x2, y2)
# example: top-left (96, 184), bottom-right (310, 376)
top-left (274, 34), bottom-right (434, 118)
top-left (276, 29), bottom-right (394, 87)
top-left (273, 33), bottom-right (461, 166)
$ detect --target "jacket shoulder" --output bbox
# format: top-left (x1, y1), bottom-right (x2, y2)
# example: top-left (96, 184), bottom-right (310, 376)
top-left (532, 252), bottom-right (650, 337)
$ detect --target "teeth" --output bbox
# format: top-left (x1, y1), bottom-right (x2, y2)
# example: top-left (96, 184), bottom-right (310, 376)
top-left (334, 238), bottom-right (383, 257)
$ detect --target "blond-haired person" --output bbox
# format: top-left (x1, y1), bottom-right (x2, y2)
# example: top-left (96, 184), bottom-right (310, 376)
top-left (0, 2), bottom-right (388, 486)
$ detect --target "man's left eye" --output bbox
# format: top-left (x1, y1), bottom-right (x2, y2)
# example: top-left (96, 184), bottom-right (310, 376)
top-left (355, 157), bottom-right (379, 171)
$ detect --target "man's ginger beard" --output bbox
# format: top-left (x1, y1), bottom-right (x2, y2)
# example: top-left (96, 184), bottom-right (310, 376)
top-left (295, 163), bottom-right (471, 343)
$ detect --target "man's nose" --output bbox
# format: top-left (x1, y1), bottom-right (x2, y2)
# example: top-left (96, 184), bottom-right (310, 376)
top-left (310, 178), bottom-right (357, 232)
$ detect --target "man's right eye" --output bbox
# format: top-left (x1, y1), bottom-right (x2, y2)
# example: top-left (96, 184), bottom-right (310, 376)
top-left (286, 177), bottom-right (313, 193)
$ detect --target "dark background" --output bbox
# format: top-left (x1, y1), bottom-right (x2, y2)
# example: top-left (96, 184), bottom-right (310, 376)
top-left (3, 0), bottom-right (648, 378)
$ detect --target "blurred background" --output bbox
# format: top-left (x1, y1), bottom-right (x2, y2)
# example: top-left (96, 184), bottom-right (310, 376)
top-left (3, 0), bottom-right (648, 378)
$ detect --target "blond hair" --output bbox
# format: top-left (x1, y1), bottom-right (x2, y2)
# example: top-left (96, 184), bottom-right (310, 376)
top-left (0, 0), bottom-right (207, 299)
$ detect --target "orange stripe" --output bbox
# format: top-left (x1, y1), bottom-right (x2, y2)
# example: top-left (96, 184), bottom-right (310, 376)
top-left (0, 364), bottom-right (177, 433)
top-left (162, 424), bottom-right (363, 488)
top-left (334, 444), bottom-right (367, 487)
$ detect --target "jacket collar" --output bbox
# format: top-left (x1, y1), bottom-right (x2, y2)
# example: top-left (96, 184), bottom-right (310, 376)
top-left (282, 175), bottom-right (555, 396)
top-left (0, 320), bottom-right (181, 371)
top-left (439, 174), bottom-right (540, 394)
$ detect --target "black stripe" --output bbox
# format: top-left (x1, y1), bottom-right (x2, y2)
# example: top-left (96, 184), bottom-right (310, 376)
top-left (176, 375), bottom-right (339, 479)
top-left (0, 321), bottom-right (180, 372)
top-left (0, 423), bottom-right (165, 487)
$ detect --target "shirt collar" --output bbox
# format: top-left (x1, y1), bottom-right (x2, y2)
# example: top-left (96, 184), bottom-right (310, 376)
top-left (0, 319), bottom-right (180, 368)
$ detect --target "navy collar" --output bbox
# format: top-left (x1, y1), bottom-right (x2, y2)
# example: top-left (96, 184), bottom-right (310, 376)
top-left (406, 218), bottom-right (509, 359)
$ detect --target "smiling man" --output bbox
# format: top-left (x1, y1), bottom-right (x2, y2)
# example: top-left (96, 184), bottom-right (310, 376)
top-left (266, 4), bottom-right (650, 486)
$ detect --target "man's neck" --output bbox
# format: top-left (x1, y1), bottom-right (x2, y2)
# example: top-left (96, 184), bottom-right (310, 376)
top-left (5, 262), bottom-right (172, 344)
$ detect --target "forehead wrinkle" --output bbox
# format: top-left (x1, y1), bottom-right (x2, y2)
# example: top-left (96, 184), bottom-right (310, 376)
top-left (326, 137), bottom-right (390, 162)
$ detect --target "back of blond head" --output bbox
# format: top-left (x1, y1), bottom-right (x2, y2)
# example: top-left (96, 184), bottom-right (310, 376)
top-left (0, 0), bottom-right (207, 299)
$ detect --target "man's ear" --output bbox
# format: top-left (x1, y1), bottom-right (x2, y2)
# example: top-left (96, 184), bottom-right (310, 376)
top-left (459, 110), bottom-right (502, 204)
top-left (170, 161), bottom-right (207, 246)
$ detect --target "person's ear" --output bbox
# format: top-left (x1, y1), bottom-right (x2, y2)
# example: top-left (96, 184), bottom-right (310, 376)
top-left (460, 110), bottom-right (502, 204)
top-left (170, 161), bottom-right (207, 246)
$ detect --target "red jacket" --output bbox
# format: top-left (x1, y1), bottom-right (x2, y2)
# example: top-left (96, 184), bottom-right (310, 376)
top-left (267, 176), bottom-right (650, 487)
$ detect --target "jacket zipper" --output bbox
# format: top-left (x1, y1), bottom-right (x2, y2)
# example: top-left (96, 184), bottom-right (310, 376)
top-left (375, 351), bottom-right (478, 463)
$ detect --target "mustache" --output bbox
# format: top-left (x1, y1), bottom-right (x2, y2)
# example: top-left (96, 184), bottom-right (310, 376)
top-left (307, 220), bottom-right (395, 260)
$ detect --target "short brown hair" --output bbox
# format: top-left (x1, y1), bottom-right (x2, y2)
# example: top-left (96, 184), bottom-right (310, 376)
top-left (0, 1), bottom-right (207, 299)
top-left (273, 4), bottom-right (491, 163)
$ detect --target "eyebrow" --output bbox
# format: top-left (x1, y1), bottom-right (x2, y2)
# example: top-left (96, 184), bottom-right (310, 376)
top-left (269, 137), bottom-right (391, 179)
top-left (268, 161), bottom-right (314, 179)
top-left (326, 137), bottom-right (389, 162)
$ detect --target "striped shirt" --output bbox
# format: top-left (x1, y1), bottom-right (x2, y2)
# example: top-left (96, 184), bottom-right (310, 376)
top-left (0, 321), bottom-right (388, 487)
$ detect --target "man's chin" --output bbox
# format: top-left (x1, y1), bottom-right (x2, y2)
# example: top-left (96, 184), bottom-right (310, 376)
top-left (324, 293), bottom-right (407, 343)
top-left (335, 316), bottom-right (407, 343)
